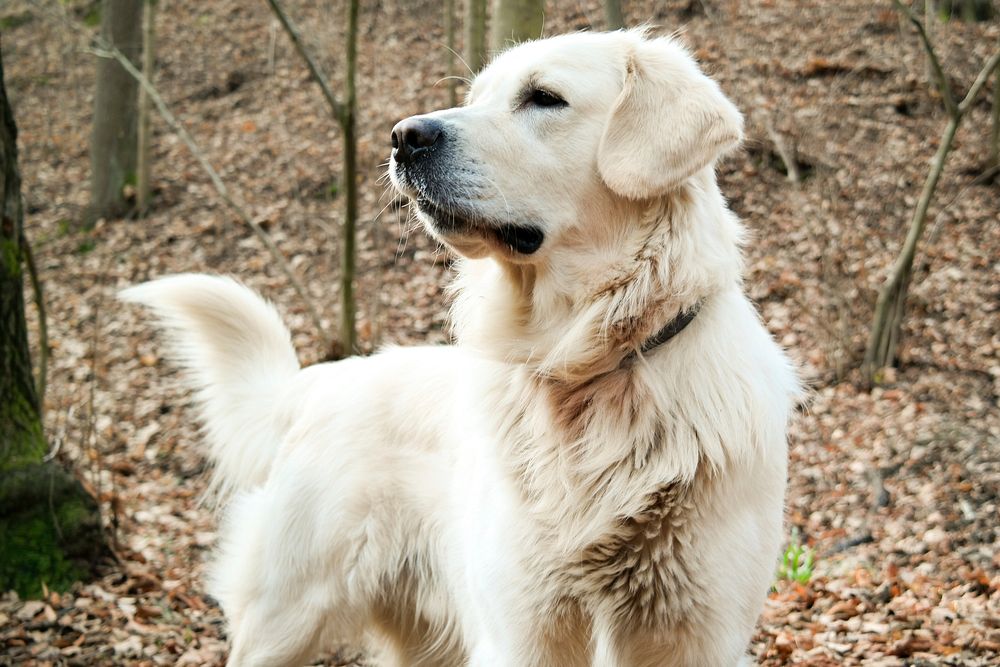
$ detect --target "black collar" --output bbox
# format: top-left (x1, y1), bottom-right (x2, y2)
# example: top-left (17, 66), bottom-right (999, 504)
top-left (622, 301), bottom-right (702, 367)
top-left (640, 302), bottom-right (702, 353)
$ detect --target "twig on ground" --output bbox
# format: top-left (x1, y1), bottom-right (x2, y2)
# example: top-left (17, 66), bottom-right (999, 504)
top-left (764, 115), bottom-right (800, 184)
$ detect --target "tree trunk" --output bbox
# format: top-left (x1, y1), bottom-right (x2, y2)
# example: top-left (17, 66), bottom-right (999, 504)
top-left (464, 0), bottom-right (488, 73)
top-left (1, 53), bottom-right (40, 467)
top-left (339, 0), bottom-right (359, 355)
top-left (89, 0), bottom-right (143, 223)
top-left (491, 0), bottom-right (544, 50)
top-left (605, 0), bottom-right (625, 29)
top-left (136, 0), bottom-right (157, 215)
top-left (1, 44), bottom-right (108, 599)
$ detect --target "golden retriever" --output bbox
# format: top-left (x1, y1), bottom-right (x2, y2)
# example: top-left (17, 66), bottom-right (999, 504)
top-left (124, 29), bottom-right (798, 667)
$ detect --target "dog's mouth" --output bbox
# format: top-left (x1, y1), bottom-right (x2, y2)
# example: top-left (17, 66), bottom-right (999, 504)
top-left (415, 196), bottom-right (545, 256)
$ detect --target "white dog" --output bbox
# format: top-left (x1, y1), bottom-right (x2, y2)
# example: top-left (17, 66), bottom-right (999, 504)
top-left (125, 29), bottom-right (798, 667)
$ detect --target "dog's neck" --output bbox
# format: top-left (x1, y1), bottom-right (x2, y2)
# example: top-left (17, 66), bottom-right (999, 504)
top-left (449, 170), bottom-right (743, 384)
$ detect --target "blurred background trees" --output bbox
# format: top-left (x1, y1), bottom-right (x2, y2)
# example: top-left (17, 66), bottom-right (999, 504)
top-left (938, 0), bottom-right (995, 21)
top-left (60, 0), bottom-right (1000, 385)
top-left (605, 0), bottom-right (625, 29)
top-left (83, 0), bottom-right (551, 355)
top-left (491, 0), bottom-right (544, 49)
top-left (464, 0), bottom-right (488, 72)
top-left (88, 0), bottom-right (143, 223)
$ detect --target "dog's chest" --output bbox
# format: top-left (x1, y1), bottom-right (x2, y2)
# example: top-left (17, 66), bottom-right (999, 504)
top-left (560, 479), bottom-right (706, 627)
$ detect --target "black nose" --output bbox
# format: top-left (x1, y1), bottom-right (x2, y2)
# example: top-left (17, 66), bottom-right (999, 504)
top-left (391, 117), bottom-right (443, 165)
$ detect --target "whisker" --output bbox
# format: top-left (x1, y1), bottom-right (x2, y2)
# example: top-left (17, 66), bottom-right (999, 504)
top-left (372, 189), bottom-right (399, 224)
top-left (396, 202), bottom-right (416, 259)
top-left (436, 40), bottom-right (476, 78)
top-left (481, 175), bottom-right (514, 223)
top-left (435, 75), bottom-right (474, 87)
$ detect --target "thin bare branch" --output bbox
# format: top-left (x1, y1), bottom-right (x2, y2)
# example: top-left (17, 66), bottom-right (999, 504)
top-left (265, 0), bottom-right (360, 355)
top-left (20, 231), bottom-right (47, 416)
top-left (339, 0), bottom-right (360, 355)
top-left (264, 0), bottom-right (344, 123)
top-left (958, 48), bottom-right (1000, 115)
top-left (605, 0), bottom-right (625, 30)
top-left (464, 0), bottom-right (488, 73)
top-left (866, 6), bottom-right (1000, 382)
top-left (893, 0), bottom-right (957, 118)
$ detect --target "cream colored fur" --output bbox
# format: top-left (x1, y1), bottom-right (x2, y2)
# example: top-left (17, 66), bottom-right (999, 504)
top-left (124, 29), bottom-right (798, 667)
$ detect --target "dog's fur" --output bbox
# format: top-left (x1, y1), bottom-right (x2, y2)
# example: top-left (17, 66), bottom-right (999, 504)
top-left (124, 29), bottom-right (798, 667)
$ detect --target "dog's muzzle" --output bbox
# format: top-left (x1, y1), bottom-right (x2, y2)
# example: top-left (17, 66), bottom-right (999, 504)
top-left (390, 115), bottom-right (545, 256)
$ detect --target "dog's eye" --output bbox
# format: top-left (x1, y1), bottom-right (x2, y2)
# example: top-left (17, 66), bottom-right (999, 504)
top-left (526, 88), bottom-right (567, 109)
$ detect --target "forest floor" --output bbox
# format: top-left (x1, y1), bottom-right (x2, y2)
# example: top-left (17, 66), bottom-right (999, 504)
top-left (2, 0), bottom-right (998, 665)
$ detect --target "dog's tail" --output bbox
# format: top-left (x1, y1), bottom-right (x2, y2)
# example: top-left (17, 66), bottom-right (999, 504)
top-left (121, 274), bottom-right (299, 500)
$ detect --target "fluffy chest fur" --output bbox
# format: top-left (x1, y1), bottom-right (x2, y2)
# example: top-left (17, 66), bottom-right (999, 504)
top-left (563, 475), bottom-right (707, 629)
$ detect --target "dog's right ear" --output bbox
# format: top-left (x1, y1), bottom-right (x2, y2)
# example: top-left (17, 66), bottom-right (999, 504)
top-left (598, 35), bottom-right (744, 200)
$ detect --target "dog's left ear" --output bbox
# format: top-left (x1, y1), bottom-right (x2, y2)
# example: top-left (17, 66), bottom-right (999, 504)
top-left (598, 37), bottom-right (744, 199)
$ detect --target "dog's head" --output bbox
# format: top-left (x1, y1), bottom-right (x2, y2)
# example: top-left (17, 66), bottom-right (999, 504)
top-left (388, 30), bottom-right (743, 263)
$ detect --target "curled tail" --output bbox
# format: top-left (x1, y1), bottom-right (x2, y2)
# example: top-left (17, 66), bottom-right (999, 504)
top-left (121, 274), bottom-right (299, 500)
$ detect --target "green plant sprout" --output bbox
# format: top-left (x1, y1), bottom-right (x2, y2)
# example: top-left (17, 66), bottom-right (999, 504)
top-left (777, 527), bottom-right (815, 584)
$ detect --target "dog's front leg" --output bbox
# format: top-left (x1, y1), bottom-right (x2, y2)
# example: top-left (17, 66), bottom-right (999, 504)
top-left (465, 619), bottom-right (555, 667)
top-left (217, 490), bottom-right (334, 667)
top-left (456, 495), bottom-right (571, 666)
top-left (226, 595), bottom-right (327, 667)
top-left (212, 473), bottom-right (364, 667)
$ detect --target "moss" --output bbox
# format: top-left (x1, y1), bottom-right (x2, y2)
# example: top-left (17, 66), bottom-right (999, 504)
top-left (0, 389), bottom-right (46, 473)
top-left (0, 464), bottom-right (109, 598)
top-left (0, 508), bottom-right (86, 598)
top-left (0, 236), bottom-right (20, 276)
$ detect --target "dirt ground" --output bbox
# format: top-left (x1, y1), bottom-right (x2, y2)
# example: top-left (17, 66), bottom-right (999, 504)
top-left (1, 0), bottom-right (998, 665)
